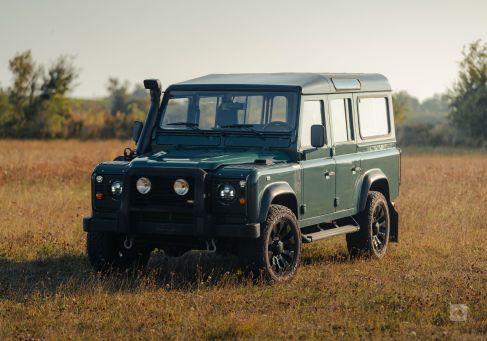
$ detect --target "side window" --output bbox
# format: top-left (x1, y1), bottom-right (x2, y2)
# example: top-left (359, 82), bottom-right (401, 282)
top-left (358, 97), bottom-right (390, 138)
top-left (300, 101), bottom-right (324, 149)
top-left (330, 98), bottom-right (354, 143)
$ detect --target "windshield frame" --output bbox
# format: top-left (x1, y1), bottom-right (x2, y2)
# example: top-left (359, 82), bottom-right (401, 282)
top-left (156, 89), bottom-right (299, 136)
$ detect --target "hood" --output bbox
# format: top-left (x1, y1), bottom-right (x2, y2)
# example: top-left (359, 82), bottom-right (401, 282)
top-left (130, 148), bottom-right (291, 170)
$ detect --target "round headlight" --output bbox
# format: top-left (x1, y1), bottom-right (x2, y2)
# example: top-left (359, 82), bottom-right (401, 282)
top-left (174, 179), bottom-right (189, 196)
top-left (136, 177), bottom-right (151, 194)
top-left (217, 184), bottom-right (236, 203)
top-left (110, 180), bottom-right (123, 197)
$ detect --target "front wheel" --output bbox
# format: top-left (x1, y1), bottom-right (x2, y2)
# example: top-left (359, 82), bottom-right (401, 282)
top-left (347, 191), bottom-right (390, 258)
top-left (86, 232), bottom-right (151, 273)
top-left (239, 205), bottom-right (302, 282)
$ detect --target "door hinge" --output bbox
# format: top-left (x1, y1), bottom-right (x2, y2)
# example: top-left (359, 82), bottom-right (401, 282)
top-left (300, 204), bottom-right (307, 214)
top-left (334, 197), bottom-right (339, 207)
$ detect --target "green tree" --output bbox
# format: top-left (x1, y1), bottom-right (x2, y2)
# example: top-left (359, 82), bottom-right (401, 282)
top-left (40, 56), bottom-right (77, 100)
top-left (0, 51), bottom-right (78, 138)
top-left (106, 79), bottom-right (150, 117)
top-left (35, 56), bottom-right (78, 138)
top-left (130, 84), bottom-right (150, 114)
top-left (392, 91), bottom-right (416, 125)
top-left (449, 40), bottom-right (487, 140)
top-left (421, 94), bottom-right (449, 114)
top-left (0, 89), bottom-right (14, 135)
top-left (107, 78), bottom-right (130, 115)
top-left (6, 50), bottom-right (42, 133)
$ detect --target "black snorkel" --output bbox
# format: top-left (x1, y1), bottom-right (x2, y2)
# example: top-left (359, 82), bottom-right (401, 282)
top-left (135, 79), bottom-right (162, 156)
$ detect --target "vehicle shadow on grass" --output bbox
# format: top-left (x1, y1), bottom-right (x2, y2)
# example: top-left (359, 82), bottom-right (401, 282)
top-left (0, 249), bottom-right (354, 300)
top-left (0, 252), bottom-right (253, 300)
top-left (152, 247), bottom-right (356, 289)
top-left (147, 251), bottom-right (255, 289)
top-left (0, 254), bottom-right (92, 300)
top-left (300, 251), bottom-right (351, 266)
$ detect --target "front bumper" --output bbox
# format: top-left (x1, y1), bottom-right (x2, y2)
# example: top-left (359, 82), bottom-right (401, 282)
top-left (83, 216), bottom-right (260, 239)
top-left (87, 166), bottom-right (260, 239)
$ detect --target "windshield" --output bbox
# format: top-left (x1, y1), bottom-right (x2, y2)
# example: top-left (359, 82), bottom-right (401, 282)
top-left (160, 91), bottom-right (298, 133)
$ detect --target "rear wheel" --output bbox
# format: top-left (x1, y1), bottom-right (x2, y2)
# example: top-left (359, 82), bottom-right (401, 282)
top-left (239, 205), bottom-right (301, 282)
top-left (87, 232), bottom-right (151, 273)
top-left (347, 191), bottom-right (390, 258)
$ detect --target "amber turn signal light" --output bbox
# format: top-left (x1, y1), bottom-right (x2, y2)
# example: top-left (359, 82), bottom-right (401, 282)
top-left (239, 197), bottom-right (246, 205)
top-left (95, 192), bottom-right (104, 200)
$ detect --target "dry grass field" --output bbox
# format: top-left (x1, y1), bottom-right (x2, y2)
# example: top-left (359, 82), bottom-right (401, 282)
top-left (0, 140), bottom-right (485, 340)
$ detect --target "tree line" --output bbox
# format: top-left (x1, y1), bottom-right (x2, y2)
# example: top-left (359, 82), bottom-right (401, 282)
top-left (0, 41), bottom-right (486, 145)
top-left (0, 51), bottom-right (149, 139)
top-left (393, 40), bottom-right (487, 148)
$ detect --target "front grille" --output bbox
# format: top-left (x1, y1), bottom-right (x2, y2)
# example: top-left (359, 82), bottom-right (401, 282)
top-left (130, 175), bottom-right (195, 208)
top-left (132, 211), bottom-right (193, 224)
top-left (127, 169), bottom-right (206, 229)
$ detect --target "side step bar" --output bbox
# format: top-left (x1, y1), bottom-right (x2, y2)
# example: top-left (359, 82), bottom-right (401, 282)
top-left (302, 224), bottom-right (360, 243)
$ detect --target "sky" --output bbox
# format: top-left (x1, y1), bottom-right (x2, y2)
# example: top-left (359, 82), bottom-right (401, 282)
top-left (0, 0), bottom-right (486, 100)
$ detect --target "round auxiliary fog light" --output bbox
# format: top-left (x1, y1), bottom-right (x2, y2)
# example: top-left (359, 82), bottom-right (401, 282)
top-left (136, 177), bottom-right (151, 194)
top-left (217, 184), bottom-right (236, 203)
top-left (110, 180), bottom-right (123, 197)
top-left (173, 179), bottom-right (189, 196)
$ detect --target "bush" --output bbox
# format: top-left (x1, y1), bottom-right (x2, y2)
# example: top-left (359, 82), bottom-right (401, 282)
top-left (396, 122), bottom-right (486, 148)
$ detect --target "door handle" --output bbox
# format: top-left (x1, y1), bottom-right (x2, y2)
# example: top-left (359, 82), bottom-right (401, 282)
top-left (351, 166), bottom-right (362, 174)
top-left (324, 170), bottom-right (335, 179)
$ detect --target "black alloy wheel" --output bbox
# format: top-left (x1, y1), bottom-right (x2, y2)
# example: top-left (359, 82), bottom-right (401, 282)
top-left (346, 191), bottom-right (390, 258)
top-left (267, 219), bottom-right (299, 276)
top-left (239, 204), bottom-right (302, 282)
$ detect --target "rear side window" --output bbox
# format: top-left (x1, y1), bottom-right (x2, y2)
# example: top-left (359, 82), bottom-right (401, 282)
top-left (300, 101), bottom-right (324, 149)
top-left (358, 97), bottom-right (390, 138)
top-left (330, 98), bottom-right (354, 143)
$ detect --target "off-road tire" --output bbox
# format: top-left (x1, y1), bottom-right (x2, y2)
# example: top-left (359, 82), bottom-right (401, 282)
top-left (346, 191), bottom-right (390, 258)
top-left (239, 204), bottom-right (301, 282)
top-left (87, 232), bottom-right (151, 273)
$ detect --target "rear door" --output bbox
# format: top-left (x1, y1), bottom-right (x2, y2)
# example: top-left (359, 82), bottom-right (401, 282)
top-left (300, 98), bottom-right (336, 218)
top-left (328, 94), bottom-right (361, 212)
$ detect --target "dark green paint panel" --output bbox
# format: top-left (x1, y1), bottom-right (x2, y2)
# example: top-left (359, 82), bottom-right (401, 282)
top-left (87, 73), bottom-right (400, 240)
top-left (155, 135), bottom-right (221, 146)
top-left (301, 157), bottom-right (335, 217)
top-left (334, 153), bottom-right (361, 211)
top-left (225, 136), bottom-right (291, 148)
top-left (357, 147), bottom-right (401, 201)
top-left (138, 149), bottom-right (292, 171)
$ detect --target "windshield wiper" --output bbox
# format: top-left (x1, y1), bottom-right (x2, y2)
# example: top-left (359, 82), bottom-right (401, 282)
top-left (220, 124), bottom-right (255, 129)
top-left (164, 122), bottom-right (216, 136)
top-left (219, 123), bottom-right (266, 136)
top-left (166, 122), bottom-right (200, 129)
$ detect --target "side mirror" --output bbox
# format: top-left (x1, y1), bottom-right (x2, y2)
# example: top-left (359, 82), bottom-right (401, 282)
top-left (310, 125), bottom-right (325, 148)
top-left (132, 121), bottom-right (143, 143)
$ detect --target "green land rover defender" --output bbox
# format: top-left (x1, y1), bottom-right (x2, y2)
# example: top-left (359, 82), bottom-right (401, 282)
top-left (83, 73), bottom-right (400, 282)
